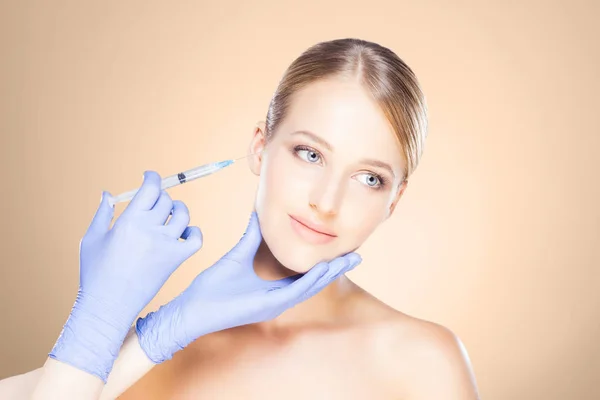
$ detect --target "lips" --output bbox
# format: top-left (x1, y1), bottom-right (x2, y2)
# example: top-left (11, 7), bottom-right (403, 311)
top-left (288, 214), bottom-right (337, 237)
top-left (289, 214), bottom-right (337, 245)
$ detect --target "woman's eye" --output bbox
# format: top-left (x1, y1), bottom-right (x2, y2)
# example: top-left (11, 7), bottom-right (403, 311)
top-left (296, 148), bottom-right (321, 163)
top-left (356, 173), bottom-right (381, 188)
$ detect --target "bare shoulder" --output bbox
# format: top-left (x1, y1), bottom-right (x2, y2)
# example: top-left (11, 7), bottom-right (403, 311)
top-left (346, 288), bottom-right (480, 399)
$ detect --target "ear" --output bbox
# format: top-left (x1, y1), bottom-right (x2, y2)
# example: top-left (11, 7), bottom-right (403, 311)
top-left (386, 179), bottom-right (408, 218)
top-left (248, 121), bottom-right (267, 176)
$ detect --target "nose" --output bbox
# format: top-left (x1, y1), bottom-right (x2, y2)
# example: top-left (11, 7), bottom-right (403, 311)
top-left (308, 172), bottom-right (346, 216)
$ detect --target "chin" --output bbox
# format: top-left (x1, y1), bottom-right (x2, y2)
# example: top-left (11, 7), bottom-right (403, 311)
top-left (260, 223), bottom-right (343, 273)
top-left (269, 242), bottom-right (326, 273)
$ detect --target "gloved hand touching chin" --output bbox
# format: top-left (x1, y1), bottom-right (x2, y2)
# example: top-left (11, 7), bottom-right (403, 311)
top-left (136, 211), bottom-right (362, 364)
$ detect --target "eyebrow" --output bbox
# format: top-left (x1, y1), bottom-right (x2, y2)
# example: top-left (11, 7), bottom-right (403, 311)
top-left (292, 130), bottom-right (333, 151)
top-left (290, 130), bottom-right (397, 179)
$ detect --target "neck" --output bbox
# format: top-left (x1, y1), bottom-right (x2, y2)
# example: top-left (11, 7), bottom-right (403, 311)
top-left (252, 239), bottom-right (356, 333)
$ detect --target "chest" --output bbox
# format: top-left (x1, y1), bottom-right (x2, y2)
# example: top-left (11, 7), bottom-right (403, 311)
top-left (164, 336), bottom-right (395, 399)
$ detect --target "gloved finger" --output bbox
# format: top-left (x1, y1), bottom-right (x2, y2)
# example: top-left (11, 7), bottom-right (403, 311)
top-left (150, 190), bottom-right (174, 225)
top-left (266, 261), bottom-right (330, 305)
top-left (224, 211), bottom-right (262, 262)
top-left (180, 226), bottom-right (203, 254)
top-left (85, 191), bottom-right (115, 239)
top-left (302, 253), bottom-right (362, 300)
top-left (127, 171), bottom-right (163, 212)
top-left (269, 273), bottom-right (303, 288)
top-left (164, 200), bottom-right (190, 238)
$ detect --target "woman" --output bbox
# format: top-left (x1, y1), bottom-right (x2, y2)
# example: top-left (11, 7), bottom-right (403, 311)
top-left (3, 38), bottom-right (480, 399)
top-left (120, 38), bottom-right (479, 399)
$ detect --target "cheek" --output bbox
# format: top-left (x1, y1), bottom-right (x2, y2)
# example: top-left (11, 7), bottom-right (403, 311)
top-left (257, 151), bottom-right (315, 210)
top-left (256, 152), bottom-right (295, 209)
top-left (337, 200), bottom-right (386, 249)
top-left (254, 153), bottom-right (317, 268)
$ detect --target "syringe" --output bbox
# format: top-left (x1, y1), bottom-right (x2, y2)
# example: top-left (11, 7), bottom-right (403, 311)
top-left (108, 157), bottom-right (243, 207)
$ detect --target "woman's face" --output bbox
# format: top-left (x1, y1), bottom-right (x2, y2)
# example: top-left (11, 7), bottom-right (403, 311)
top-left (248, 77), bottom-right (408, 273)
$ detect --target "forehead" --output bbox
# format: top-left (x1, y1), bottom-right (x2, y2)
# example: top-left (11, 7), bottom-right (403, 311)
top-left (276, 77), bottom-right (405, 169)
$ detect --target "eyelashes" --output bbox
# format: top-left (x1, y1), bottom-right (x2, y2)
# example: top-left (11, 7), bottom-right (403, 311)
top-left (295, 145), bottom-right (321, 164)
top-left (292, 145), bottom-right (388, 190)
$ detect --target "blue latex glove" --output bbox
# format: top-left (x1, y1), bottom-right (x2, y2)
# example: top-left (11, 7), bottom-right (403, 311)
top-left (49, 171), bottom-right (203, 383)
top-left (136, 211), bottom-right (362, 364)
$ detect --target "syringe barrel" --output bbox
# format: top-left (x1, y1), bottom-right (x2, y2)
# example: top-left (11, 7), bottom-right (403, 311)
top-left (180, 162), bottom-right (222, 181)
top-left (108, 160), bottom-right (231, 206)
top-left (160, 174), bottom-right (183, 189)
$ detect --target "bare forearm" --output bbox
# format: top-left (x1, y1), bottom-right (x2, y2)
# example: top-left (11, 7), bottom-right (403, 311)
top-left (100, 325), bottom-right (156, 399)
top-left (30, 358), bottom-right (104, 400)
top-left (0, 369), bottom-right (42, 399)
top-left (11, 326), bottom-right (155, 400)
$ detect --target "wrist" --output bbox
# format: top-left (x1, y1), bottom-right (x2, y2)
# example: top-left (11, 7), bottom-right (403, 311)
top-left (135, 300), bottom-right (188, 364)
top-left (48, 291), bottom-right (133, 383)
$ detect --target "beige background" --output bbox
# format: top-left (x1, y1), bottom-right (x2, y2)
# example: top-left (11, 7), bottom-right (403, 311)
top-left (1, 1), bottom-right (598, 398)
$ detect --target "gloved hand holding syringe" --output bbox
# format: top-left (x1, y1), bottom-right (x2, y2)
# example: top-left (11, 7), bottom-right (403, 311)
top-left (107, 154), bottom-right (252, 207)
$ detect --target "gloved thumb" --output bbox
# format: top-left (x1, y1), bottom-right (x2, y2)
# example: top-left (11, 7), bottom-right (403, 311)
top-left (180, 226), bottom-right (203, 255)
top-left (226, 211), bottom-right (263, 262)
top-left (86, 191), bottom-right (115, 238)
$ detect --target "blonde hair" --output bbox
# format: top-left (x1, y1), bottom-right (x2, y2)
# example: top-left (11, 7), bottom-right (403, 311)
top-left (265, 38), bottom-right (428, 182)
